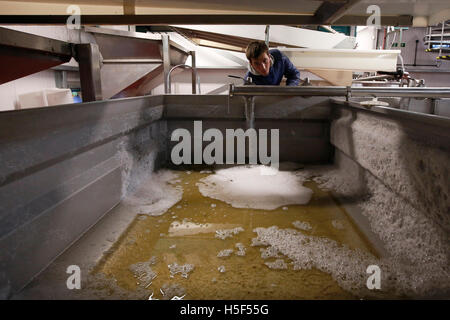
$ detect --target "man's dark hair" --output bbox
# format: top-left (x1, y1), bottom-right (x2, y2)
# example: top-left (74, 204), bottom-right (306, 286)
top-left (245, 41), bottom-right (269, 61)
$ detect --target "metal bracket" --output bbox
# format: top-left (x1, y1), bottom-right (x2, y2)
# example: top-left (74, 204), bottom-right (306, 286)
top-left (74, 43), bottom-right (103, 102)
top-left (346, 86), bottom-right (351, 102)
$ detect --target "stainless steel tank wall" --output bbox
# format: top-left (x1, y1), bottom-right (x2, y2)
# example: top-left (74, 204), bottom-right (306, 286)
top-left (0, 94), bottom-right (335, 297)
top-left (329, 99), bottom-right (450, 266)
top-left (349, 97), bottom-right (450, 118)
top-left (0, 96), bottom-right (166, 297)
top-left (2, 92), bottom-right (448, 298)
top-left (164, 95), bottom-right (334, 164)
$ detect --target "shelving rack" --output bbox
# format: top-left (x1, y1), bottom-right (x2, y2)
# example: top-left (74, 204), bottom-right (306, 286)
top-left (424, 20), bottom-right (450, 59)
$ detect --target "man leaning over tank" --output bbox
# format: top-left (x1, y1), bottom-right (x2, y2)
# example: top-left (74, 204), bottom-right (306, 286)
top-left (244, 40), bottom-right (300, 86)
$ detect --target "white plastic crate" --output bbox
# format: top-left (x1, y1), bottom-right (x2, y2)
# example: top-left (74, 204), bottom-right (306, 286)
top-left (18, 88), bottom-right (73, 109)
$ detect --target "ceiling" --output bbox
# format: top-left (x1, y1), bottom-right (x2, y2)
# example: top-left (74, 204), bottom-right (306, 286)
top-left (0, 0), bottom-right (449, 26)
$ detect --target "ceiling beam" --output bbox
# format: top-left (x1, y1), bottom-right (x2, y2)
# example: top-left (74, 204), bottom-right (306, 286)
top-left (0, 14), bottom-right (413, 26)
top-left (335, 14), bottom-right (413, 26)
top-left (314, 0), bottom-right (362, 25)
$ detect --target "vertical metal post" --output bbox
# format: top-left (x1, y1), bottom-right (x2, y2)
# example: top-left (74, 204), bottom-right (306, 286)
top-left (427, 26), bottom-right (433, 51)
top-left (55, 70), bottom-right (68, 89)
top-left (265, 25), bottom-right (270, 47)
top-left (244, 96), bottom-right (255, 129)
top-left (350, 25), bottom-right (356, 37)
top-left (190, 51), bottom-right (197, 94)
top-left (373, 26), bottom-right (379, 50)
top-left (162, 34), bottom-right (171, 94)
top-left (75, 43), bottom-right (103, 102)
top-left (439, 21), bottom-right (445, 57)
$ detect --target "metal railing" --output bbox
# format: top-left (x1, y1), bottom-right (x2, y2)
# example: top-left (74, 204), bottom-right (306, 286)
top-left (166, 64), bottom-right (201, 94)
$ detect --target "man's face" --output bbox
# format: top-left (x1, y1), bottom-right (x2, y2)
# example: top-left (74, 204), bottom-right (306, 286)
top-left (250, 51), bottom-right (271, 76)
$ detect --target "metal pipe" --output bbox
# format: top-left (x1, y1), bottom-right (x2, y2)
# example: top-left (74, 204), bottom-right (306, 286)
top-left (351, 87), bottom-right (450, 98)
top-left (102, 59), bottom-right (163, 64)
top-left (352, 81), bottom-right (401, 86)
top-left (244, 96), bottom-right (255, 129)
top-left (167, 64), bottom-right (201, 94)
top-left (414, 39), bottom-right (419, 66)
top-left (229, 85), bottom-right (450, 99)
top-left (353, 75), bottom-right (394, 82)
top-left (230, 85), bottom-right (348, 97)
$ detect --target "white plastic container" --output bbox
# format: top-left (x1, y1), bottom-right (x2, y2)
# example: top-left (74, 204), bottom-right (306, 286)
top-left (17, 90), bottom-right (48, 109)
top-left (45, 88), bottom-right (73, 106)
top-left (18, 88), bottom-right (73, 109)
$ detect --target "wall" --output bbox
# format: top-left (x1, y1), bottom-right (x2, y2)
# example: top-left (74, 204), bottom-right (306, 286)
top-left (377, 27), bottom-right (450, 86)
top-left (164, 95), bottom-right (333, 164)
top-left (0, 95), bottom-right (165, 298)
top-left (327, 100), bottom-right (450, 296)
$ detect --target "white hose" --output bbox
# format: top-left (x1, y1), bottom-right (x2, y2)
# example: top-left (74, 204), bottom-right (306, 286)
top-left (389, 29), bottom-right (397, 49)
top-left (398, 54), bottom-right (405, 73)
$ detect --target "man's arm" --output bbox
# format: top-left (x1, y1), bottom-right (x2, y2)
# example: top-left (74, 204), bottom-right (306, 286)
top-left (281, 53), bottom-right (300, 86)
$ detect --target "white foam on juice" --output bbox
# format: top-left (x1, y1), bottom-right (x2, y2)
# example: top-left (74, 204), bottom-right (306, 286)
top-left (217, 249), bottom-right (234, 258)
top-left (265, 259), bottom-right (288, 270)
top-left (129, 257), bottom-right (157, 287)
top-left (168, 263), bottom-right (194, 279)
top-left (292, 221), bottom-right (313, 231)
top-left (253, 226), bottom-right (450, 298)
top-left (196, 165), bottom-right (313, 210)
top-left (124, 170), bottom-right (183, 216)
top-left (235, 243), bottom-right (246, 256)
top-left (215, 227), bottom-right (244, 240)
